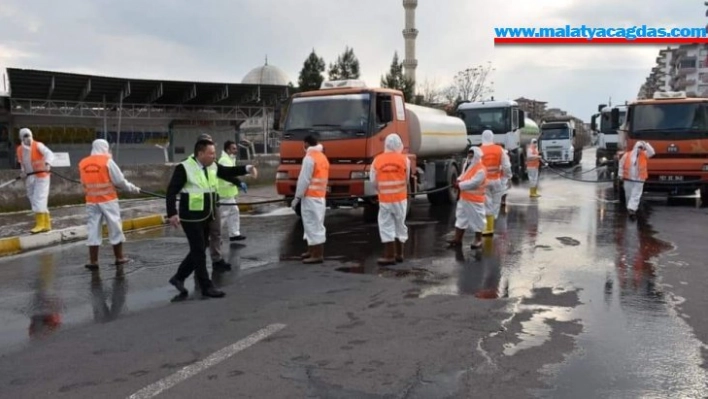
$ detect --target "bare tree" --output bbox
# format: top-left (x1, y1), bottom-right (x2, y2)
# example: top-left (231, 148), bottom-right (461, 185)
top-left (440, 85), bottom-right (458, 105)
top-left (452, 61), bottom-right (494, 102)
top-left (418, 77), bottom-right (442, 105)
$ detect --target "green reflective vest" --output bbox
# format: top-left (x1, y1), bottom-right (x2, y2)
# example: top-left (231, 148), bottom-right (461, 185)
top-left (216, 153), bottom-right (239, 197)
top-left (180, 157), bottom-right (218, 212)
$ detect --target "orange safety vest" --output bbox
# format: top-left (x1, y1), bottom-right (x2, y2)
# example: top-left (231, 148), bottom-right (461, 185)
top-left (16, 141), bottom-right (49, 178)
top-left (622, 151), bottom-right (648, 181)
top-left (459, 162), bottom-right (487, 203)
top-left (304, 150), bottom-right (330, 198)
top-left (526, 145), bottom-right (540, 169)
top-left (79, 154), bottom-right (118, 204)
top-left (373, 152), bottom-right (408, 203)
top-left (481, 144), bottom-right (504, 180)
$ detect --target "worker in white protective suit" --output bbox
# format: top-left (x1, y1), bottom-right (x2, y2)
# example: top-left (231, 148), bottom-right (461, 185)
top-left (480, 130), bottom-right (512, 235)
top-left (526, 138), bottom-right (542, 197)
top-left (16, 128), bottom-right (55, 234)
top-left (618, 140), bottom-right (655, 219)
top-left (217, 140), bottom-right (250, 242)
top-left (370, 133), bottom-right (410, 265)
top-left (291, 135), bottom-right (330, 264)
top-left (447, 146), bottom-right (487, 249)
top-left (78, 139), bottom-right (141, 270)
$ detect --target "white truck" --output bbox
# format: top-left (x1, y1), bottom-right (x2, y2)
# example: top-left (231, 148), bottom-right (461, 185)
top-left (455, 100), bottom-right (528, 182)
top-left (591, 104), bottom-right (626, 176)
top-left (538, 116), bottom-right (582, 166)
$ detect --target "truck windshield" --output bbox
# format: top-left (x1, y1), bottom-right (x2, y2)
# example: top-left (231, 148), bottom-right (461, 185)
top-left (283, 93), bottom-right (372, 140)
top-left (457, 107), bottom-right (510, 135)
top-left (630, 102), bottom-right (708, 139)
top-left (540, 128), bottom-right (569, 140)
top-left (600, 111), bottom-right (624, 133)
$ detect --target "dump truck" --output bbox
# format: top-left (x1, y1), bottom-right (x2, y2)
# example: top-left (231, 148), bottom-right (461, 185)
top-left (538, 116), bottom-right (583, 166)
top-left (455, 100), bottom-right (528, 181)
top-left (610, 91), bottom-right (708, 203)
top-left (274, 80), bottom-right (469, 221)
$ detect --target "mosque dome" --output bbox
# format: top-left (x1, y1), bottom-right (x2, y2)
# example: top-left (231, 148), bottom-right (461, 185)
top-left (241, 58), bottom-right (290, 86)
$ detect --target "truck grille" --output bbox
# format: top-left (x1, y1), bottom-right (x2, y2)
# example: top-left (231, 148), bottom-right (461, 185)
top-left (606, 143), bottom-right (618, 150)
top-left (546, 151), bottom-right (562, 158)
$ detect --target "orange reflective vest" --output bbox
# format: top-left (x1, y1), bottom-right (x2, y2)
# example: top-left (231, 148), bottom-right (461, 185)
top-left (373, 152), bottom-right (408, 203)
top-left (305, 150), bottom-right (330, 198)
top-left (459, 162), bottom-right (487, 203)
top-left (16, 141), bottom-right (49, 178)
top-left (622, 151), bottom-right (648, 181)
top-left (481, 144), bottom-right (504, 180)
top-left (79, 154), bottom-right (118, 204)
top-left (526, 145), bottom-right (540, 169)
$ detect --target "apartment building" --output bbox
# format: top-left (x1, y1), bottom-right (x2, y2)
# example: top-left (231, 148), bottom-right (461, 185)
top-left (638, 44), bottom-right (708, 98)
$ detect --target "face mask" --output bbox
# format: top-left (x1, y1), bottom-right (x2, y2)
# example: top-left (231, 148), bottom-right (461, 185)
top-left (22, 137), bottom-right (31, 146)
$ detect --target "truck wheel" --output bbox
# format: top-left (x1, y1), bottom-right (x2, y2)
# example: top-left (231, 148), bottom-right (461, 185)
top-left (363, 202), bottom-right (378, 223)
top-left (427, 165), bottom-right (459, 205)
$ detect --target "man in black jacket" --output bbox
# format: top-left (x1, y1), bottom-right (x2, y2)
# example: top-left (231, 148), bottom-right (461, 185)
top-left (166, 139), bottom-right (254, 300)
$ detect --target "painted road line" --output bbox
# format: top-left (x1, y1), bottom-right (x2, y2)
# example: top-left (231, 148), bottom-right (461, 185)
top-left (0, 237), bottom-right (21, 256)
top-left (127, 323), bottom-right (287, 399)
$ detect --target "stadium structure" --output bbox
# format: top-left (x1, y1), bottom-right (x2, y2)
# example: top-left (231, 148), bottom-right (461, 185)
top-left (0, 62), bottom-right (291, 169)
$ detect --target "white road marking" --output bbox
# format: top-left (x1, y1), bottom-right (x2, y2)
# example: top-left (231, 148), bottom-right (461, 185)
top-left (127, 323), bottom-right (286, 399)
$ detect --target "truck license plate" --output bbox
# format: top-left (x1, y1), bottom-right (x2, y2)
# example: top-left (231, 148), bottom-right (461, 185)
top-left (658, 175), bottom-right (683, 181)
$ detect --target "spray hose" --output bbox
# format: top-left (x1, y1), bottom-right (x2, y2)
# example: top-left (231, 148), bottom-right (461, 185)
top-left (540, 162), bottom-right (704, 185)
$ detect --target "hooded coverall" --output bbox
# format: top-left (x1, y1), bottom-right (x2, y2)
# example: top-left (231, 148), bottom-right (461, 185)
top-left (480, 130), bottom-right (512, 235)
top-left (449, 146), bottom-right (487, 249)
top-left (79, 139), bottom-right (141, 269)
top-left (618, 141), bottom-right (655, 213)
top-left (370, 134), bottom-right (410, 265)
top-left (292, 144), bottom-right (330, 264)
top-left (526, 139), bottom-right (541, 197)
top-left (216, 151), bottom-right (246, 241)
top-left (16, 128), bottom-right (55, 234)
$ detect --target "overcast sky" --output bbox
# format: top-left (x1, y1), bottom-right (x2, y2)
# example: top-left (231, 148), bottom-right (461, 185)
top-left (0, 0), bottom-right (705, 120)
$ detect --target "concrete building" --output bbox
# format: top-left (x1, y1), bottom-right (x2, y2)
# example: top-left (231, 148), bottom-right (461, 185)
top-left (402, 0), bottom-right (418, 87)
top-left (638, 45), bottom-right (708, 99)
top-left (514, 97), bottom-right (547, 122)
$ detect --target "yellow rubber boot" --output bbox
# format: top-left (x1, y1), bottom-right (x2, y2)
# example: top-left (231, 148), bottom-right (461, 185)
top-left (482, 215), bottom-right (495, 236)
top-left (530, 187), bottom-right (540, 198)
top-left (43, 213), bottom-right (52, 232)
top-left (30, 213), bottom-right (43, 234)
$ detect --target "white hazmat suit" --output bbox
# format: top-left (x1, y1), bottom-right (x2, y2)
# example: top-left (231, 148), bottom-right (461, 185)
top-left (83, 139), bottom-right (141, 248)
top-left (481, 130), bottom-right (512, 221)
top-left (526, 138), bottom-right (541, 197)
top-left (17, 128), bottom-right (55, 233)
top-left (292, 143), bottom-right (328, 263)
top-left (618, 140), bottom-right (655, 213)
top-left (370, 134), bottom-right (410, 243)
top-left (455, 147), bottom-right (487, 235)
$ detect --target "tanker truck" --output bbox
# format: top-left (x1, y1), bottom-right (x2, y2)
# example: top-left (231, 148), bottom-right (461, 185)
top-left (455, 99), bottom-right (528, 182)
top-left (274, 80), bottom-right (468, 222)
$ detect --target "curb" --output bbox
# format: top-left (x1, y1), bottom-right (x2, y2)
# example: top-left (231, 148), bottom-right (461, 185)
top-left (0, 214), bottom-right (166, 258)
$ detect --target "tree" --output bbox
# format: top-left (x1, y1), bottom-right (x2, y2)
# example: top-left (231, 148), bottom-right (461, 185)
top-left (328, 46), bottom-right (360, 80)
top-left (452, 61), bottom-right (495, 102)
top-left (380, 51), bottom-right (416, 101)
top-left (297, 50), bottom-right (326, 92)
top-left (418, 77), bottom-right (442, 105)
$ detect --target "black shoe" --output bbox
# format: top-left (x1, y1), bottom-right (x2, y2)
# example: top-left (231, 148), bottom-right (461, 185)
top-left (212, 259), bottom-right (232, 271)
top-left (202, 287), bottom-right (226, 299)
top-left (169, 277), bottom-right (188, 295)
top-left (85, 263), bottom-right (99, 271)
top-left (229, 235), bottom-right (246, 242)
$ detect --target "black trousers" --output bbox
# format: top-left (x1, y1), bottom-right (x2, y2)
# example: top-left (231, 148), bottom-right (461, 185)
top-left (173, 220), bottom-right (212, 289)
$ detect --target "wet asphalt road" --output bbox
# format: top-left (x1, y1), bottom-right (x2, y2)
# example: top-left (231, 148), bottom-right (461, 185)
top-left (0, 148), bottom-right (707, 398)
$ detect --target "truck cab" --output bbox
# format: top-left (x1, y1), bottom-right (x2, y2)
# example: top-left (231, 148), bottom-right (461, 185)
top-left (539, 117), bottom-right (581, 166)
top-left (455, 100), bottom-right (527, 181)
top-left (611, 91), bottom-right (708, 202)
top-left (593, 104), bottom-right (626, 172)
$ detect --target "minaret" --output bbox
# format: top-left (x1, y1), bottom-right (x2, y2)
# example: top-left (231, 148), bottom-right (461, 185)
top-left (402, 0), bottom-right (418, 87)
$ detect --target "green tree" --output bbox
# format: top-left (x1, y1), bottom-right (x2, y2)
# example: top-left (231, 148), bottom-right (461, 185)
top-left (297, 50), bottom-right (326, 92)
top-left (380, 51), bottom-right (415, 101)
top-left (328, 46), bottom-right (360, 80)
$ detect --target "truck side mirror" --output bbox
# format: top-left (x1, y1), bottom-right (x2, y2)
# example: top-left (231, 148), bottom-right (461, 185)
top-left (590, 115), bottom-right (597, 131)
top-left (598, 104), bottom-right (607, 113)
top-left (518, 110), bottom-right (525, 128)
top-left (610, 108), bottom-right (620, 129)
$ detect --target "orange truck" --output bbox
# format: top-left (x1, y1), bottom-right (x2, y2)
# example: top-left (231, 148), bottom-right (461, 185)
top-left (610, 91), bottom-right (708, 203)
top-left (274, 80), bottom-right (469, 221)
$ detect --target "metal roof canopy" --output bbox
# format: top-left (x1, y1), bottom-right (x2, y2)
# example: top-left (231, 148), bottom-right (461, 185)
top-left (7, 68), bottom-right (289, 105)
